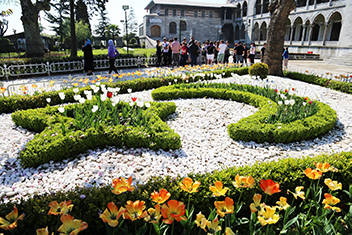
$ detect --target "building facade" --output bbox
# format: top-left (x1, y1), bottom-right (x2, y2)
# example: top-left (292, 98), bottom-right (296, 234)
top-left (139, 0), bottom-right (352, 60)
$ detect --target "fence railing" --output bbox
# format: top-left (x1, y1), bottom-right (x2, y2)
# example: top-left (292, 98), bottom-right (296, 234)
top-left (0, 56), bottom-right (157, 80)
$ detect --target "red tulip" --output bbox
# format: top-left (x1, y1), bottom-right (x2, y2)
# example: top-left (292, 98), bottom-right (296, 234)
top-left (304, 97), bottom-right (308, 101)
top-left (131, 97), bottom-right (137, 102)
top-left (107, 92), bottom-right (113, 98)
top-left (284, 89), bottom-right (288, 93)
top-left (275, 89), bottom-right (278, 92)
top-left (292, 88), bottom-right (295, 91)
top-left (309, 100), bottom-right (312, 104)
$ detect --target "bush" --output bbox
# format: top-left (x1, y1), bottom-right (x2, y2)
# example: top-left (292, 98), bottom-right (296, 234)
top-left (249, 62), bottom-right (269, 79)
top-left (151, 84), bottom-right (336, 143)
top-left (0, 151), bottom-right (351, 234)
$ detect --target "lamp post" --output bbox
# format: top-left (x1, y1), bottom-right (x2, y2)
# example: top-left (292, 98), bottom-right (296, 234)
top-left (122, 5), bottom-right (129, 53)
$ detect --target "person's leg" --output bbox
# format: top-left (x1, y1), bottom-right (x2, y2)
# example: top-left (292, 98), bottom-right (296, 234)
top-left (109, 59), bottom-right (114, 74)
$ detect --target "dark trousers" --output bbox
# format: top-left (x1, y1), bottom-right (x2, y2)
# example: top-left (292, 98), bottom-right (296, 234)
top-left (180, 54), bottom-right (188, 66)
top-left (224, 54), bottom-right (230, 64)
top-left (172, 53), bottom-right (180, 67)
top-left (190, 54), bottom-right (197, 66)
top-left (163, 52), bottom-right (169, 66)
top-left (156, 54), bottom-right (162, 66)
top-left (109, 58), bottom-right (118, 74)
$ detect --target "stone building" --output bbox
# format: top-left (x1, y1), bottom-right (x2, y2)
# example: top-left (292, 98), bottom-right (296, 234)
top-left (139, 0), bottom-right (352, 61)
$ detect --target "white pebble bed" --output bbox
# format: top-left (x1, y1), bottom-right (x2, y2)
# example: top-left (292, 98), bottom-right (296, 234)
top-left (1, 74), bottom-right (352, 204)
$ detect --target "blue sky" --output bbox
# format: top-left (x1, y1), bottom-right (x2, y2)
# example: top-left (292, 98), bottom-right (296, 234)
top-left (3, 0), bottom-right (227, 36)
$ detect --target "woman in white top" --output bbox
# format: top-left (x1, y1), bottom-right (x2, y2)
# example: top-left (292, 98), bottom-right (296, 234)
top-left (249, 42), bottom-right (256, 65)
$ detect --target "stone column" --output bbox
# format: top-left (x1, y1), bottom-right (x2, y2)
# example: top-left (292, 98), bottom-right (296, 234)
top-left (306, 0), bottom-right (310, 10)
top-left (301, 25), bottom-right (306, 45)
top-left (314, 0), bottom-right (317, 9)
top-left (289, 25), bottom-right (294, 45)
top-left (329, 0), bottom-right (332, 6)
top-left (308, 24), bottom-right (314, 45)
top-left (261, 0), bottom-right (263, 16)
top-left (322, 22), bottom-right (330, 46)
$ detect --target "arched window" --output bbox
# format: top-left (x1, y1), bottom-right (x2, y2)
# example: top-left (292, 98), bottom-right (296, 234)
top-left (263, 0), bottom-right (269, 13)
top-left (260, 22), bottom-right (267, 41)
top-left (293, 17), bottom-right (303, 41)
top-left (180, 21), bottom-right (187, 31)
top-left (235, 24), bottom-right (240, 40)
top-left (304, 20), bottom-right (310, 41)
top-left (284, 19), bottom-right (291, 41)
top-left (255, 0), bottom-right (261, 15)
top-left (311, 14), bottom-right (325, 41)
top-left (328, 12), bottom-right (342, 41)
top-left (253, 22), bottom-right (260, 41)
top-left (151, 25), bottom-right (161, 37)
top-left (240, 23), bottom-right (245, 39)
top-left (236, 3), bottom-right (241, 19)
top-left (169, 22), bottom-right (176, 34)
top-left (242, 1), bottom-right (247, 17)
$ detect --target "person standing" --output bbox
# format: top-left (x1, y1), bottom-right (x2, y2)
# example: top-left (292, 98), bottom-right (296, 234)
top-left (188, 37), bottom-right (199, 66)
top-left (224, 41), bottom-right (230, 64)
top-left (107, 39), bottom-right (119, 74)
top-left (168, 39), bottom-right (173, 66)
top-left (249, 42), bottom-right (256, 65)
top-left (234, 41), bottom-right (244, 65)
top-left (217, 40), bottom-right (227, 64)
top-left (196, 41), bottom-right (203, 65)
top-left (82, 39), bottom-right (94, 75)
top-left (180, 42), bottom-right (188, 66)
top-left (171, 37), bottom-right (180, 67)
top-left (283, 47), bottom-right (289, 69)
top-left (156, 39), bottom-right (162, 67)
top-left (206, 41), bottom-right (214, 65)
top-left (233, 43), bottom-right (238, 64)
top-left (243, 43), bottom-right (248, 66)
top-left (260, 43), bottom-right (266, 63)
top-left (162, 37), bottom-right (169, 66)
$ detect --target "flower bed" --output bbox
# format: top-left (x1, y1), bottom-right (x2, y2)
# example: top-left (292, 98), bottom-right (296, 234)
top-left (151, 83), bottom-right (337, 143)
top-left (0, 151), bottom-right (351, 234)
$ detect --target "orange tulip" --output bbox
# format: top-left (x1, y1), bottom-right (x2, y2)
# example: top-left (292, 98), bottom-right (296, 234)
top-left (314, 162), bottom-right (338, 173)
top-left (111, 176), bottom-right (135, 195)
top-left (250, 194), bottom-right (264, 213)
top-left (322, 193), bottom-right (341, 212)
top-left (161, 200), bottom-right (186, 224)
top-left (123, 200), bottom-right (147, 222)
top-left (0, 205), bottom-right (24, 231)
top-left (304, 168), bottom-right (322, 180)
top-left (276, 197), bottom-right (290, 211)
top-left (0, 87), bottom-right (6, 94)
top-left (100, 202), bottom-right (126, 227)
top-left (57, 214), bottom-right (88, 235)
top-left (259, 179), bottom-right (281, 196)
top-left (214, 197), bottom-right (235, 217)
top-left (144, 204), bottom-right (162, 224)
top-left (287, 186), bottom-right (305, 200)
top-left (232, 174), bottom-right (255, 188)
top-left (36, 226), bottom-right (51, 235)
top-left (48, 200), bottom-right (73, 215)
top-left (151, 189), bottom-right (171, 204)
top-left (179, 177), bottom-right (201, 193)
top-left (209, 181), bottom-right (229, 197)
top-left (206, 217), bottom-right (221, 234)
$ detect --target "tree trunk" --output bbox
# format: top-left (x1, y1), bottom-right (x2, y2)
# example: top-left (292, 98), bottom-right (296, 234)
top-left (70, 0), bottom-right (77, 57)
top-left (263, 0), bottom-right (296, 76)
top-left (20, 0), bottom-right (50, 58)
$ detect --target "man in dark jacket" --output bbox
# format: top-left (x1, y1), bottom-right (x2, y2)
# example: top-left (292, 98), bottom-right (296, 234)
top-left (188, 36), bottom-right (199, 66)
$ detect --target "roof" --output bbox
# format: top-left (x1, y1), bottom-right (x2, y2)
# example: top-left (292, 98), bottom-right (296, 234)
top-left (145, 0), bottom-right (235, 10)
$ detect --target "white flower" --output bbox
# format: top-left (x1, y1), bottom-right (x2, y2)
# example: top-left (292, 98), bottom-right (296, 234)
top-left (280, 94), bottom-right (286, 99)
top-left (96, 82), bottom-right (101, 86)
top-left (101, 84), bottom-right (106, 90)
top-left (46, 98), bottom-right (51, 103)
top-left (58, 106), bottom-right (65, 113)
top-left (129, 101), bottom-right (134, 106)
top-left (302, 102), bottom-right (306, 106)
top-left (112, 97), bottom-right (119, 103)
top-left (284, 100), bottom-right (290, 105)
top-left (100, 94), bottom-right (107, 102)
top-left (92, 105), bottom-right (99, 113)
top-left (168, 82), bottom-right (171, 86)
top-left (137, 101), bottom-right (144, 107)
top-left (93, 87), bottom-right (100, 93)
top-left (84, 90), bottom-right (89, 95)
top-left (107, 87), bottom-right (113, 92)
top-left (278, 126), bottom-right (281, 129)
top-left (58, 92), bottom-right (65, 100)
top-left (73, 95), bottom-right (81, 101)
top-left (115, 87), bottom-right (121, 92)
top-left (174, 79), bottom-right (177, 83)
top-left (278, 101), bottom-right (283, 105)
top-left (73, 88), bottom-right (79, 94)
top-left (127, 88), bottom-right (132, 93)
top-left (90, 85), bottom-right (96, 90)
top-left (145, 103), bottom-right (151, 108)
top-left (79, 98), bottom-right (86, 104)
top-left (86, 90), bottom-right (92, 96)
top-left (86, 95), bottom-right (92, 101)
top-left (268, 100), bottom-right (271, 104)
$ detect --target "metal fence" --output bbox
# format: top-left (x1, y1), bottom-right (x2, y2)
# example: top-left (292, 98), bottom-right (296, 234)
top-left (0, 56), bottom-right (157, 80)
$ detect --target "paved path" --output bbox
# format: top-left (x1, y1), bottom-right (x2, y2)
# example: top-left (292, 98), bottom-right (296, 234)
top-left (287, 60), bottom-right (352, 75)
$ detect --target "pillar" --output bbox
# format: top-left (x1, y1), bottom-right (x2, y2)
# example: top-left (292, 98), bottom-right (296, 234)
top-left (322, 22), bottom-right (330, 46)
top-left (308, 24), bottom-right (314, 45)
top-left (289, 25), bottom-right (294, 45)
top-left (301, 25), bottom-right (307, 45)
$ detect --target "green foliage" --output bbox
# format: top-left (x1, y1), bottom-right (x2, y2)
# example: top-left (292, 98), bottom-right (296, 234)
top-left (0, 37), bottom-right (16, 53)
top-left (151, 84), bottom-right (336, 143)
top-left (249, 63), bottom-right (269, 79)
top-left (285, 71), bottom-right (352, 94)
top-left (12, 101), bottom-right (180, 168)
top-left (1, 151), bottom-right (351, 234)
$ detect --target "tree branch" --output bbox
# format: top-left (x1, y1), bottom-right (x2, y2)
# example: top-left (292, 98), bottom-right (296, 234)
top-left (35, 0), bottom-right (51, 12)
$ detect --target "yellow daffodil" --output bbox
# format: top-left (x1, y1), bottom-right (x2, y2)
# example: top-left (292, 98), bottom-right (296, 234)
top-left (250, 194), bottom-right (264, 213)
top-left (322, 193), bottom-right (341, 212)
top-left (151, 189), bottom-right (171, 204)
top-left (276, 197), bottom-right (290, 211)
top-left (111, 176), bottom-right (135, 195)
top-left (324, 178), bottom-right (342, 191)
top-left (209, 181), bottom-right (228, 197)
top-left (48, 200), bottom-right (73, 216)
top-left (206, 217), bottom-right (221, 234)
top-left (144, 204), bottom-right (162, 224)
top-left (0, 205), bottom-right (24, 231)
top-left (225, 227), bottom-right (235, 235)
top-left (100, 202), bottom-right (126, 227)
top-left (287, 186), bottom-right (305, 200)
top-left (314, 162), bottom-right (338, 173)
top-left (57, 214), bottom-right (88, 235)
top-left (123, 200), bottom-right (147, 222)
top-left (257, 206), bottom-right (280, 226)
top-left (214, 197), bottom-right (234, 217)
top-left (304, 168), bottom-right (322, 180)
top-left (232, 174), bottom-right (255, 188)
top-left (179, 177), bottom-right (201, 193)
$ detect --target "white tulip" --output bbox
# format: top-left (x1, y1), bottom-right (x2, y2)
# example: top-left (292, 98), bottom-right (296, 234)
top-left (145, 102), bottom-right (151, 108)
top-left (100, 94), bottom-right (107, 102)
top-left (58, 92), bottom-right (65, 100)
top-left (115, 87), bottom-right (121, 92)
top-left (79, 98), bottom-right (86, 104)
top-left (73, 95), bottom-right (81, 101)
top-left (92, 105), bottom-right (99, 113)
top-left (58, 106), bottom-right (65, 113)
top-left (90, 85), bottom-right (96, 90)
top-left (86, 95), bottom-right (92, 101)
top-left (46, 98), bottom-right (51, 103)
top-left (73, 88), bottom-right (79, 94)
top-left (278, 101), bottom-right (283, 106)
top-left (96, 82), bottom-right (101, 86)
top-left (127, 88), bottom-right (132, 93)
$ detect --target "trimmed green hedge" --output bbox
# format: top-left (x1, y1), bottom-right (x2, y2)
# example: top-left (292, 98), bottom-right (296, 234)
top-left (0, 67), bottom-right (248, 114)
top-left (285, 71), bottom-right (352, 94)
top-left (151, 84), bottom-right (336, 143)
top-left (1, 151), bottom-right (351, 234)
top-left (12, 101), bottom-right (180, 168)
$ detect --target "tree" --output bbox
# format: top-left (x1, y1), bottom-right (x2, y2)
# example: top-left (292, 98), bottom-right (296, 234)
top-left (105, 24), bottom-right (120, 42)
top-left (127, 6), bottom-right (138, 34)
top-left (263, 0), bottom-right (296, 76)
top-left (20, 0), bottom-right (50, 57)
top-left (94, 2), bottom-right (109, 38)
top-left (0, 18), bottom-right (8, 37)
top-left (75, 0), bottom-right (91, 31)
top-left (61, 19), bottom-right (91, 48)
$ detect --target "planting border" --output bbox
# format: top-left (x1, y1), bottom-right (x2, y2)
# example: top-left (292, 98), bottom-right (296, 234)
top-left (151, 85), bottom-right (337, 143)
